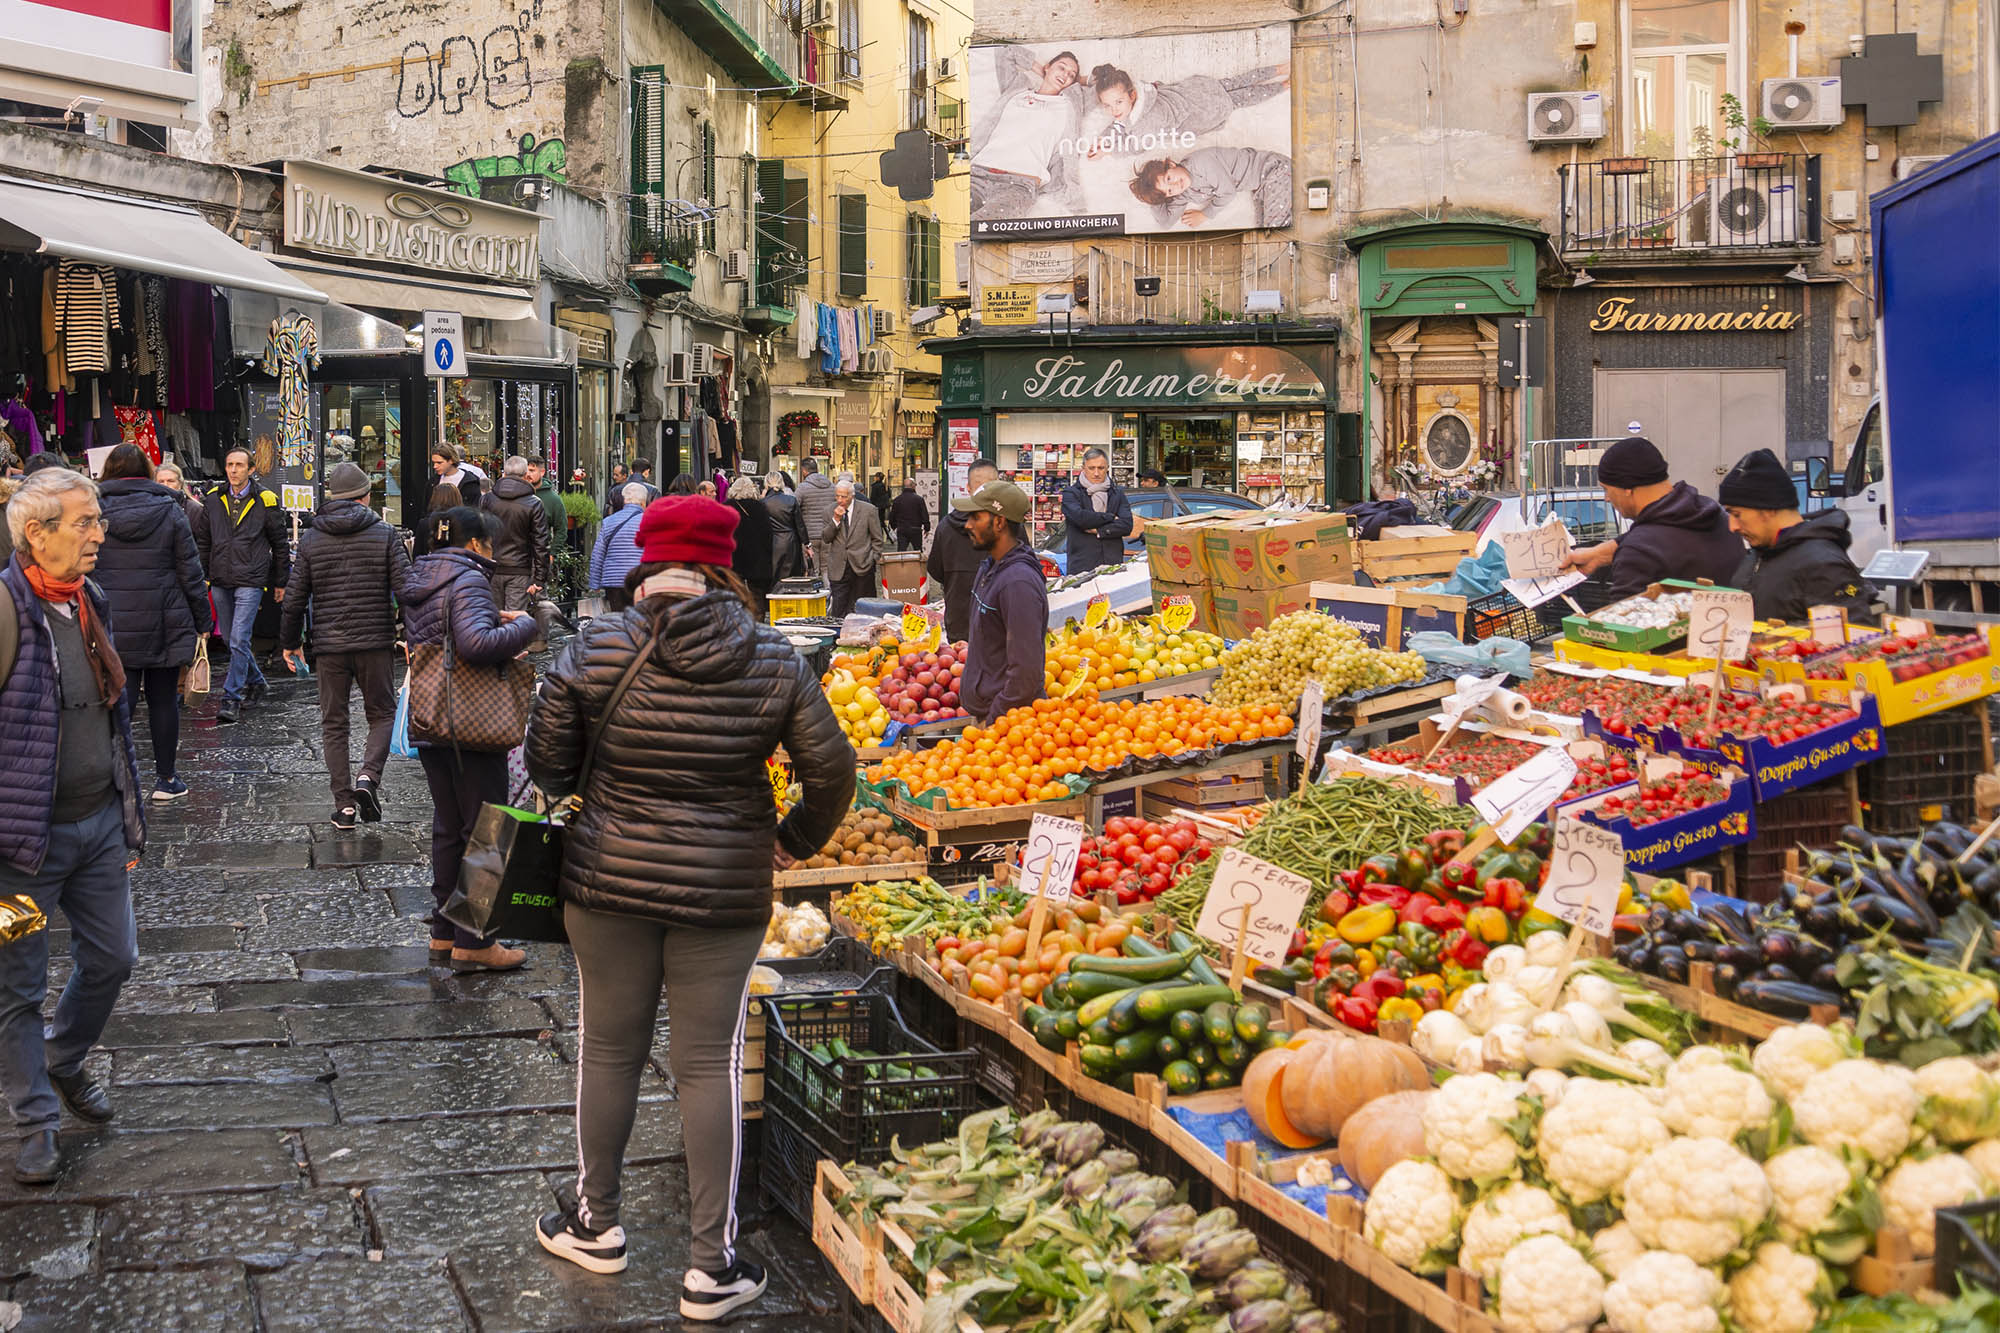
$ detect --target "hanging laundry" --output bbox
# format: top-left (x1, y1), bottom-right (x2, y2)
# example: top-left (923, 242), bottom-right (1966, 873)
top-left (166, 280), bottom-right (216, 413)
top-left (817, 304), bottom-right (840, 375)
top-left (53, 260), bottom-right (118, 377)
top-left (261, 310), bottom-right (321, 475)
top-left (794, 296), bottom-right (816, 360)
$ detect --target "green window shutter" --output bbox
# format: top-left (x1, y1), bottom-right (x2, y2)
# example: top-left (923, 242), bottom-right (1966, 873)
top-left (923, 216), bottom-right (940, 306)
top-left (756, 159), bottom-right (807, 296)
top-left (629, 66), bottom-right (666, 256)
top-left (838, 193), bottom-right (868, 297)
top-left (699, 122), bottom-right (718, 252)
top-left (904, 213), bottom-right (919, 307)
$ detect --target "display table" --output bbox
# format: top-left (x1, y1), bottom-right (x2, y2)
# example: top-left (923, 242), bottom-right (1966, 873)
top-left (1045, 561), bottom-right (1153, 629)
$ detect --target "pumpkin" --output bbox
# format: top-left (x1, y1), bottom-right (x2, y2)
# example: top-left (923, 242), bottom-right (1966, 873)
top-left (1337, 1089), bottom-right (1434, 1189)
top-left (1242, 1048), bottom-right (1324, 1150)
top-left (1282, 1034), bottom-right (1430, 1141)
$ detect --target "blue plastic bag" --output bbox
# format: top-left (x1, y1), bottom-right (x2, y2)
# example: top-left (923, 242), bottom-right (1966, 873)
top-left (390, 677), bottom-right (418, 758)
top-left (1407, 631), bottom-right (1535, 680)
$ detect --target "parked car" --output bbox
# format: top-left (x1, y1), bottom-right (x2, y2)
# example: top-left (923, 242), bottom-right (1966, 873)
top-left (1038, 486), bottom-right (1264, 576)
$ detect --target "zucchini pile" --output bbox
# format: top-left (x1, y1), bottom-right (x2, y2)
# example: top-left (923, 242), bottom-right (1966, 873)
top-left (1022, 932), bottom-right (1285, 1095)
top-left (783, 1035), bottom-right (945, 1120)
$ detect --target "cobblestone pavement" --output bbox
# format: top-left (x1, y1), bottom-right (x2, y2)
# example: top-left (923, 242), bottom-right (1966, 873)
top-left (0, 668), bottom-right (844, 1332)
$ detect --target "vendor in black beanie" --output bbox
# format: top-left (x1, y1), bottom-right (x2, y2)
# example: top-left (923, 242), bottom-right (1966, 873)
top-left (1720, 448), bottom-right (1875, 622)
top-left (1561, 437), bottom-right (1745, 600)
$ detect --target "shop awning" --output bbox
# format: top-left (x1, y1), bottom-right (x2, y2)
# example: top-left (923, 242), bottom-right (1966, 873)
top-left (272, 256), bottom-right (537, 322)
top-left (0, 176), bottom-right (328, 304)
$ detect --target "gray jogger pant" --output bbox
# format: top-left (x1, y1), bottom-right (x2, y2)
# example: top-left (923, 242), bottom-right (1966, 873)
top-left (564, 902), bottom-right (765, 1271)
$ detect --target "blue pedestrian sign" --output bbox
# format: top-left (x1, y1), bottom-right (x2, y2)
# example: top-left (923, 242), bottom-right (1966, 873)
top-left (422, 310), bottom-right (466, 379)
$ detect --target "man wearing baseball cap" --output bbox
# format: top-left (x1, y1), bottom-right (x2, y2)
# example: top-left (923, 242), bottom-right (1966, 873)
top-left (1719, 448), bottom-right (1874, 622)
top-left (1560, 436), bottom-right (1744, 601)
top-left (953, 480), bottom-right (1048, 724)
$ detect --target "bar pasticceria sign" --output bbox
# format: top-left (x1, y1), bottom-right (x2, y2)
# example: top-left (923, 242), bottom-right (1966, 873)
top-left (1590, 296), bottom-right (1801, 333)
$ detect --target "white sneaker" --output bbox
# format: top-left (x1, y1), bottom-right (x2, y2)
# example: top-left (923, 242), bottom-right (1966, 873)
top-left (536, 1209), bottom-right (627, 1274)
top-left (681, 1259), bottom-right (767, 1320)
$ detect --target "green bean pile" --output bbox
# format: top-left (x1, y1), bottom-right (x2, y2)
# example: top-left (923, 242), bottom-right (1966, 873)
top-left (1155, 778), bottom-right (1473, 927)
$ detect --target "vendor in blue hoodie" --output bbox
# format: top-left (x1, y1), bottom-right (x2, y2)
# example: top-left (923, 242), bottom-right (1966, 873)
top-left (955, 480), bottom-right (1048, 724)
top-left (1560, 437), bottom-right (1745, 600)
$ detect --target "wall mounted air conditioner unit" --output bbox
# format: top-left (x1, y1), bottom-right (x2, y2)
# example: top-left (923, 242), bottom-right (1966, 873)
top-left (722, 249), bottom-right (751, 282)
top-left (691, 342), bottom-right (718, 376)
top-left (1762, 77), bottom-right (1844, 131)
top-left (872, 308), bottom-right (896, 335)
top-left (1896, 154), bottom-right (1950, 180)
top-left (1709, 177), bottom-right (1800, 246)
top-left (934, 56), bottom-right (954, 81)
top-left (664, 352), bottom-right (693, 385)
top-left (860, 347), bottom-right (893, 374)
top-left (1525, 91), bottom-right (1605, 143)
top-left (806, 0), bottom-right (834, 26)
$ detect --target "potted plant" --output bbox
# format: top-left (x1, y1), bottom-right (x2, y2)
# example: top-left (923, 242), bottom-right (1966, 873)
top-left (1720, 92), bottom-right (1785, 169)
top-left (1602, 156), bottom-right (1651, 176)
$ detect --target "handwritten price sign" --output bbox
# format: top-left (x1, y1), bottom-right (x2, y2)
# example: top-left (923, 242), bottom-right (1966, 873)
top-left (1018, 813), bottom-right (1087, 904)
top-left (1497, 519), bottom-right (1573, 580)
top-left (1195, 847), bottom-right (1312, 969)
top-left (1532, 813), bottom-right (1626, 936)
top-left (1688, 588), bottom-right (1754, 661)
top-left (1809, 605), bottom-right (1848, 645)
top-left (1472, 745), bottom-right (1578, 845)
top-left (1084, 594), bottom-right (1112, 630)
top-left (1295, 679), bottom-right (1325, 766)
top-left (1159, 595), bottom-right (1196, 634)
top-left (767, 758), bottom-right (792, 810)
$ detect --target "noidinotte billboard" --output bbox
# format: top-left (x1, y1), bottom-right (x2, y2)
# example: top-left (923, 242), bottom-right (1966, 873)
top-left (0, 0), bottom-right (197, 125)
top-left (968, 25), bottom-right (1293, 241)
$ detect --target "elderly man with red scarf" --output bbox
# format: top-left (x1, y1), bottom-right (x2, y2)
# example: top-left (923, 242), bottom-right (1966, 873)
top-left (0, 468), bottom-right (144, 1186)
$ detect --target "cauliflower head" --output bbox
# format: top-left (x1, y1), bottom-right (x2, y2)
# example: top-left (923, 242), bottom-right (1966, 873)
top-left (1424, 1072), bottom-right (1533, 1184)
top-left (1600, 1250), bottom-right (1723, 1333)
top-left (1915, 1057), bottom-right (2000, 1147)
top-left (1363, 1160), bottom-right (1462, 1274)
top-left (1538, 1080), bottom-right (1670, 1205)
top-left (1792, 1059), bottom-right (1919, 1166)
top-left (1964, 1138), bottom-right (2000, 1186)
top-left (1881, 1152), bottom-right (1988, 1257)
top-left (1751, 1024), bottom-right (1852, 1103)
top-left (1762, 1144), bottom-right (1879, 1264)
top-left (1495, 1234), bottom-right (1604, 1333)
top-left (1589, 1222), bottom-right (1647, 1280)
top-left (1672, 1045), bottom-right (1748, 1074)
top-left (1460, 1182), bottom-right (1577, 1283)
top-left (1661, 1062), bottom-right (1774, 1144)
top-left (1727, 1242), bottom-right (1830, 1333)
top-left (1623, 1136), bottom-right (1772, 1265)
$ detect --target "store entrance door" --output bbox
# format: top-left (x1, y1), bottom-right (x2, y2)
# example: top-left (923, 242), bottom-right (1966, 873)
top-left (1593, 368), bottom-right (1785, 488)
top-left (1146, 414), bottom-right (1237, 491)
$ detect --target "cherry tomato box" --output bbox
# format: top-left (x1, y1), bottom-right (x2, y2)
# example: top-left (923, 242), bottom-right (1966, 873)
top-left (1580, 683), bottom-right (1884, 802)
top-left (1563, 755), bottom-right (1756, 873)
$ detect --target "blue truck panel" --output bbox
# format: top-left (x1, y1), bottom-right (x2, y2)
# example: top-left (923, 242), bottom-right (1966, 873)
top-left (1870, 135), bottom-right (2000, 546)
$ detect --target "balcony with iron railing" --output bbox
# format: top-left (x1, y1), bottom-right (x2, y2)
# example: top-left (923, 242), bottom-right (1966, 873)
top-left (1088, 238), bottom-right (1304, 325)
top-left (1559, 154), bottom-right (1821, 258)
top-left (656, 0), bottom-right (801, 90)
top-left (627, 207), bottom-right (702, 292)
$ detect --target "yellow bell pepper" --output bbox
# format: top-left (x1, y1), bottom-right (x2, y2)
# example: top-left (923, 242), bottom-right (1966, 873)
top-left (1378, 996), bottom-right (1425, 1025)
top-left (1355, 951), bottom-right (1377, 977)
top-left (1336, 902), bottom-right (1398, 945)
top-left (1648, 878), bottom-right (1693, 912)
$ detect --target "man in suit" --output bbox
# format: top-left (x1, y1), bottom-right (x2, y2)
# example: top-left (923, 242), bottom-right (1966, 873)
top-left (824, 478), bottom-right (885, 617)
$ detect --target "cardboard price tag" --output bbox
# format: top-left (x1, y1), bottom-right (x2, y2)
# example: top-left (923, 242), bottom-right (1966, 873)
top-left (1471, 745), bottom-right (1578, 845)
top-left (1887, 614), bottom-right (1931, 639)
top-left (1502, 571), bottom-right (1589, 610)
top-left (767, 758), bottom-right (791, 809)
top-left (1195, 847), bottom-right (1312, 970)
top-left (1084, 594), bottom-right (1112, 630)
top-left (901, 606), bottom-right (930, 641)
top-left (1532, 813), bottom-right (1626, 936)
top-left (1018, 813), bottom-right (1087, 904)
top-left (1688, 588), bottom-right (1754, 660)
top-left (1809, 604), bottom-right (1848, 645)
top-left (1295, 680), bottom-right (1324, 765)
top-left (1497, 519), bottom-right (1572, 580)
top-left (1159, 595), bottom-right (1196, 634)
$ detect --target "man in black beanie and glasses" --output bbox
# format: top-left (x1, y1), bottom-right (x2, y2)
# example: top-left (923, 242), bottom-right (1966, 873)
top-left (1561, 437), bottom-right (1744, 599)
top-left (1719, 448), bottom-right (1874, 622)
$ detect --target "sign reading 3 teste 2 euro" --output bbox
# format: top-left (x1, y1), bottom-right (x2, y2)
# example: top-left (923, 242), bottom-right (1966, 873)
top-left (968, 24), bottom-right (1293, 240)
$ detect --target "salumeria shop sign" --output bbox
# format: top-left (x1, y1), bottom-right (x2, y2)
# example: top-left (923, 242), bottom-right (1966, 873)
top-left (988, 345), bottom-right (1323, 407)
top-left (283, 159), bottom-right (541, 285)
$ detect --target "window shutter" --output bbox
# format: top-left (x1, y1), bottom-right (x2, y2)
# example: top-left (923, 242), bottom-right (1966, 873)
top-left (756, 159), bottom-right (807, 295)
top-left (783, 175), bottom-right (810, 280)
top-left (838, 193), bottom-right (868, 297)
top-left (905, 213), bottom-right (920, 308)
top-left (924, 216), bottom-right (940, 306)
top-left (629, 66), bottom-right (666, 254)
top-left (699, 121), bottom-right (718, 252)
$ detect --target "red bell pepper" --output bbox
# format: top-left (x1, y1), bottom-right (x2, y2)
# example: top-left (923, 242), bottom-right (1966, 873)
top-left (1481, 877), bottom-right (1528, 915)
top-left (1317, 888), bottom-right (1354, 924)
top-left (1353, 972), bottom-right (1406, 1002)
top-left (1357, 882), bottom-right (1412, 910)
top-left (1335, 994), bottom-right (1380, 1033)
top-left (1448, 930), bottom-right (1491, 971)
top-left (1398, 892), bottom-right (1440, 927)
top-left (1287, 928), bottom-right (1310, 960)
top-left (1422, 899), bottom-right (1469, 932)
top-left (1422, 828), bottom-right (1467, 859)
top-left (1437, 860), bottom-right (1480, 897)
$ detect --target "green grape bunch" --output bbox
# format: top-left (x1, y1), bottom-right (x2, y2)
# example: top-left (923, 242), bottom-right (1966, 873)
top-left (1211, 610), bottom-right (1426, 712)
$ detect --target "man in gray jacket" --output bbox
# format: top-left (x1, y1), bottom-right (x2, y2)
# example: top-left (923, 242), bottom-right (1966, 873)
top-left (794, 458), bottom-right (839, 578)
top-left (823, 479), bottom-right (885, 617)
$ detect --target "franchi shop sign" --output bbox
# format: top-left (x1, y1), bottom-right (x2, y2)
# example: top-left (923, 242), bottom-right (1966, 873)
top-left (987, 345), bottom-right (1323, 407)
top-left (1589, 295), bottom-right (1802, 334)
top-left (283, 159), bottom-right (541, 285)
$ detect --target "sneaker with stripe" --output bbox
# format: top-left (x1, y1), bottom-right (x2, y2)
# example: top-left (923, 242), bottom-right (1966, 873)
top-left (681, 1259), bottom-right (766, 1320)
top-left (535, 1209), bottom-right (627, 1274)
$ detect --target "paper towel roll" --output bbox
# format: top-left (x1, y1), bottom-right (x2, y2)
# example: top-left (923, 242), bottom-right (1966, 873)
top-left (1485, 688), bottom-right (1532, 724)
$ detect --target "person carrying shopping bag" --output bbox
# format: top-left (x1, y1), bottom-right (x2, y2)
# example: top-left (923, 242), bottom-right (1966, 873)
top-left (524, 494), bottom-right (853, 1312)
top-left (400, 506), bottom-right (540, 973)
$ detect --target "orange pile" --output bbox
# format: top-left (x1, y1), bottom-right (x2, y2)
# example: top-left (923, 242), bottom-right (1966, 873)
top-left (866, 692), bottom-right (1293, 809)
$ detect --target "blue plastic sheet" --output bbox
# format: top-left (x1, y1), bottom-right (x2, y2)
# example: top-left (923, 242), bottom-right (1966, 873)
top-left (1164, 1105), bottom-right (1367, 1209)
top-left (1407, 632), bottom-right (1535, 680)
top-left (1414, 541), bottom-right (1511, 599)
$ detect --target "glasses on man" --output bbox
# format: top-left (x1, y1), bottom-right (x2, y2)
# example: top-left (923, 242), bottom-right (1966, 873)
top-left (51, 514), bottom-right (108, 535)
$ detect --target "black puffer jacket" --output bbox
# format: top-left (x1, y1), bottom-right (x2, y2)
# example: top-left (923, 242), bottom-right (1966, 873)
top-left (1607, 481), bottom-right (1746, 600)
top-left (480, 476), bottom-right (551, 581)
top-left (526, 591), bottom-right (854, 930)
top-left (280, 499), bottom-right (413, 653)
top-left (197, 479), bottom-right (291, 590)
top-left (401, 548), bottom-right (538, 674)
top-left (1731, 508), bottom-right (1876, 623)
top-left (96, 477), bottom-right (211, 670)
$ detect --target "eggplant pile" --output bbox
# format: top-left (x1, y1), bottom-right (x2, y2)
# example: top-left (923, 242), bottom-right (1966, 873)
top-left (1612, 821), bottom-right (2000, 1019)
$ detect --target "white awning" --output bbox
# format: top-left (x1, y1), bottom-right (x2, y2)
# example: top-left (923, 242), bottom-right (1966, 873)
top-left (271, 256), bottom-right (537, 322)
top-left (0, 176), bottom-right (328, 304)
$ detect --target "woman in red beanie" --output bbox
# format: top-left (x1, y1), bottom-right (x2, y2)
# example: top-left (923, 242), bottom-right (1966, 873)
top-left (523, 495), bottom-right (854, 1311)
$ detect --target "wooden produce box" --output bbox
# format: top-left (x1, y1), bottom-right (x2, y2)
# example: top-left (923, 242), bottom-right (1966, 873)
top-left (1353, 528), bottom-right (1478, 585)
top-left (886, 790), bottom-right (1088, 839)
top-left (1308, 581), bottom-right (1467, 649)
top-left (1138, 758), bottom-right (1269, 808)
top-left (772, 860), bottom-right (929, 892)
top-left (810, 1160), bottom-right (878, 1303)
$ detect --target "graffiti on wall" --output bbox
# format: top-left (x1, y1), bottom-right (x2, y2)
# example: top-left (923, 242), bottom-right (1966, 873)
top-left (396, 3), bottom-right (542, 117)
top-left (442, 131), bottom-right (568, 196)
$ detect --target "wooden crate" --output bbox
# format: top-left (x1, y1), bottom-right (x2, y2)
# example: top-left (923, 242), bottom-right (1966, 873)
top-left (873, 1215), bottom-right (941, 1333)
top-left (1136, 1075), bottom-right (1242, 1198)
top-left (887, 791), bottom-right (1089, 839)
top-left (1354, 531), bottom-right (1479, 585)
top-left (811, 1160), bottom-right (878, 1303)
top-left (774, 861), bottom-right (930, 892)
top-left (1636, 959), bottom-right (1838, 1042)
top-left (1851, 1226), bottom-right (1937, 1297)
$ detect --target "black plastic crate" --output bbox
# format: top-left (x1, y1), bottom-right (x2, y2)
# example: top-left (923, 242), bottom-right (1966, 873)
top-left (762, 990), bottom-right (978, 1162)
top-left (756, 1103), bottom-right (823, 1229)
top-left (1937, 1196), bottom-right (2000, 1296)
top-left (761, 934), bottom-right (896, 997)
top-left (1466, 590), bottom-right (1560, 646)
top-left (893, 968), bottom-right (961, 1052)
top-left (1730, 771), bottom-right (1861, 903)
top-left (1858, 701), bottom-right (1995, 834)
